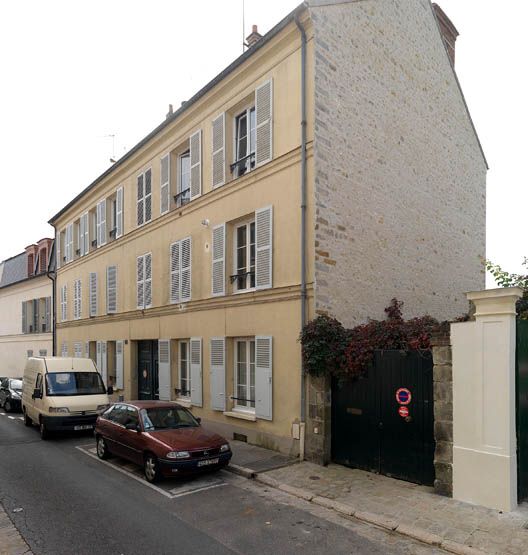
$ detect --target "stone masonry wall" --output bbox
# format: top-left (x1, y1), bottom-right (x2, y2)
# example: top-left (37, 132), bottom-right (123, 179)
top-left (432, 331), bottom-right (453, 496)
top-left (305, 373), bottom-right (332, 464)
top-left (308, 0), bottom-right (486, 327)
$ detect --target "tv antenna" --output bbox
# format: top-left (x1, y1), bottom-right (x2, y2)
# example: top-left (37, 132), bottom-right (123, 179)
top-left (104, 133), bottom-right (116, 163)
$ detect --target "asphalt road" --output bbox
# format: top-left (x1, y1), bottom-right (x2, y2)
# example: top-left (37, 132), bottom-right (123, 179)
top-left (0, 409), bottom-right (441, 555)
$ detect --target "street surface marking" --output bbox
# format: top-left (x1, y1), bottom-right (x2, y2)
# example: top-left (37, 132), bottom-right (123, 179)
top-left (8, 416), bottom-right (23, 421)
top-left (76, 445), bottom-right (227, 499)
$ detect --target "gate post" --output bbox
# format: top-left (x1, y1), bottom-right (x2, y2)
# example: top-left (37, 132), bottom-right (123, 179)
top-left (451, 287), bottom-right (522, 512)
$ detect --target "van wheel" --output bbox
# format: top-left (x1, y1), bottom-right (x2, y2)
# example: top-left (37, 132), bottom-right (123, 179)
top-left (96, 436), bottom-right (110, 460)
top-left (23, 410), bottom-right (32, 427)
top-left (39, 420), bottom-right (49, 440)
top-left (144, 454), bottom-right (161, 483)
top-left (4, 400), bottom-right (11, 413)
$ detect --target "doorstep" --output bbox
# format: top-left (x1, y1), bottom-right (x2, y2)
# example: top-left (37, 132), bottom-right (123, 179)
top-left (250, 461), bottom-right (528, 555)
top-left (226, 439), bottom-right (298, 478)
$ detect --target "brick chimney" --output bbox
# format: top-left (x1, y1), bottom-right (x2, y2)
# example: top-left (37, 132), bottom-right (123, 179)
top-left (246, 25), bottom-right (262, 48)
top-left (25, 244), bottom-right (38, 277)
top-left (433, 4), bottom-right (459, 66)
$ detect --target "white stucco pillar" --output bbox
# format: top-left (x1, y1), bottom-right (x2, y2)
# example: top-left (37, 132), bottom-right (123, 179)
top-left (451, 287), bottom-right (522, 512)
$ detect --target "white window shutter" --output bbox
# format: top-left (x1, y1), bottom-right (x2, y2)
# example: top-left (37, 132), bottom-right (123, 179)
top-left (255, 78), bottom-right (273, 166)
top-left (89, 272), bottom-right (98, 317)
top-left (160, 155), bottom-right (170, 215)
top-left (83, 212), bottom-right (89, 255)
top-left (158, 340), bottom-right (171, 401)
top-left (61, 285), bottom-right (67, 322)
top-left (144, 253), bottom-right (152, 308)
top-left (22, 301), bottom-right (27, 334)
top-left (115, 340), bottom-right (124, 389)
top-left (136, 255), bottom-right (144, 309)
top-left (116, 187), bottom-right (124, 238)
top-left (107, 265), bottom-right (117, 313)
top-left (79, 216), bottom-right (85, 256)
top-left (74, 279), bottom-right (81, 320)
top-left (211, 113), bottom-right (225, 188)
top-left (145, 169), bottom-right (152, 222)
top-left (210, 337), bottom-right (225, 411)
top-left (169, 241), bottom-right (180, 304)
top-left (66, 223), bottom-right (73, 262)
top-left (189, 129), bottom-right (202, 200)
top-left (74, 342), bottom-right (82, 358)
top-left (56, 230), bottom-right (61, 269)
top-left (190, 337), bottom-right (202, 407)
top-left (97, 199), bottom-right (107, 247)
top-left (96, 341), bottom-right (101, 372)
top-left (255, 206), bottom-right (273, 289)
top-left (85, 341), bottom-right (90, 359)
top-left (101, 341), bottom-right (107, 385)
top-left (137, 174), bottom-right (144, 226)
top-left (61, 342), bottom-right (68, 358)
top-left (181, 237), bottom-right (191, 302)
top-left (211, 224), bottom-right (225, 296)
top-left (255, 336), bottom-right (273, 420)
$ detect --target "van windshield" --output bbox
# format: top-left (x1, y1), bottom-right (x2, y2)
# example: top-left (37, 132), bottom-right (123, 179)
top-left (45, 372), bottom-right (106, 396)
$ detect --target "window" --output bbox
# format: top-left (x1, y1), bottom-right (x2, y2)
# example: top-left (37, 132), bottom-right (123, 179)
top-left (73, 279), bottom-right (81, 320)
top-left (175, 151), bottom-right (190, 207)
top-left (35, 373), bottom-right (42, 391)
top-left (235, 339), bottom-right (255, 411)
top-left (110, 197), bottom-right (117, 238)
top-left (179, 341), bottom-right (190, 398)
top-left (96, 199), bottom-right (107, 247)
top-left (65, 223), bottom-right (74, 263)
top-left (169, 238), bottom-right (191, 303)
top-left (39, 349), bottom-right (47, 357)
top-left (74, 220), bottom-right (81, 256)
top-left (27, 350), bottom-right (34, 358)
top-left (106, 265), bottom-right (117, 313)
top-left (233, 221), bottom-right (255, 291)
top-left (79, 212), bottom-right (89, 256)
top-left (89, 272), bottom-right (98, 317)
top-left (136, 253), bottom-right (152, 309)
top-left (60, 285), bottom-right (67, 322)
top-left (137, 169), bottom-right (152, 226)
top-left (39, 248), bottom-right (47, 273)
top-left (233, 107), bottom-right (256, 178)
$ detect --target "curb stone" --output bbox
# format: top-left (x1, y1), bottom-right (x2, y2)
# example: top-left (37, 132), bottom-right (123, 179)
top-left (225, 463), bottom-right (255, 479)
top-left (252, 473), bottom-right (487, 555)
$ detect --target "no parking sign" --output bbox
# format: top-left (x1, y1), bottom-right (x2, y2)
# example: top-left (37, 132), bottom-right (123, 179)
top-left (395, 388), bottom-right (412, 405)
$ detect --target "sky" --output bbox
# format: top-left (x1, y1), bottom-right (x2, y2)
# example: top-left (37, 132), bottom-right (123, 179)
top-left (0, 0), bottom-right (526, 286)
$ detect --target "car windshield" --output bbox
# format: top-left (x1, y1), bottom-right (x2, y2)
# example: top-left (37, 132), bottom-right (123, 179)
top-left (9, 379), bottom-right (22, 390)
top-left (45, 372), bottom-right (106, 396)
top-left (140, 407), bottom-right (199, 431)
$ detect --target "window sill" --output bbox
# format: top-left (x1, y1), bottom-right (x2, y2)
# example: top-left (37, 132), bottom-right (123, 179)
top-left (176, 398), bottom-right (192, 408)
top-left (223, 410), bottom-right (256, 422)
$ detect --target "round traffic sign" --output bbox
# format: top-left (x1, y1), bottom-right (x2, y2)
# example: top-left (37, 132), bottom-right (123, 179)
top-left (398, 406), bottom-right (409, 418)
top-left (395, 388), bottom-right (412, 405)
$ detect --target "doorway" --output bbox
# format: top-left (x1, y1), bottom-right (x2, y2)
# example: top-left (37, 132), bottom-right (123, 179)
top-left (137, 340), bottom-right (159, 400)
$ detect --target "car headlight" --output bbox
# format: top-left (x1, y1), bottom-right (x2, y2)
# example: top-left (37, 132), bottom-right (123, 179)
top-left (49, 407), bottom-right (70, 414)
top-left (96, 404), bottom-right (110, 413)
top-left (9, 390), bottom-right (21, 399)
top-left (166, 451), bottom-right (190, 459)
top-left (220, 443), bottom-right (230, 453)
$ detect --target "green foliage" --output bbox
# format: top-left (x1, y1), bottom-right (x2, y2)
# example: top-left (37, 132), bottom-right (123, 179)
top-left (486, 258), bottom-right (528, 319)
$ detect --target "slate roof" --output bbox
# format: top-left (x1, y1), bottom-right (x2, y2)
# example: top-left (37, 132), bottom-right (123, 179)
top-left (0, 253), bottom-right (27, 288)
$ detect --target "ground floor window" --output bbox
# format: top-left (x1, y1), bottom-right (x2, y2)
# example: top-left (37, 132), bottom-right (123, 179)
top-left (179, 340), bottom-right (190, 398)
top-left (235, 338), bottom-right (255, 411)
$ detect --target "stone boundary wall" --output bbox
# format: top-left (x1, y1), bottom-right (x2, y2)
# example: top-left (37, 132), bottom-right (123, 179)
top-left (431, 331), bottom-right (453, 496)
top-left (305, 373), bottom-right (331, 465)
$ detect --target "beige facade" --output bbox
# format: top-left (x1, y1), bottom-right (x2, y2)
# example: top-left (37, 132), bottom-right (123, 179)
top-left (50, 1), bottom-right (486, 455)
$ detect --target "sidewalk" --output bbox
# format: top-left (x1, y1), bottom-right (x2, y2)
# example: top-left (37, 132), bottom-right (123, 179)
top-left (0, 503), bottom-right (32, 555)
top-left (255, 461), bottom-right (528, 555)
top-left (228, 439), bottom-right (298, 477)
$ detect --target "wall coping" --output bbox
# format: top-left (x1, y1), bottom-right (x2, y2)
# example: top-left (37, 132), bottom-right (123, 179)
top-left (466, 287), bottom-right (522, 317)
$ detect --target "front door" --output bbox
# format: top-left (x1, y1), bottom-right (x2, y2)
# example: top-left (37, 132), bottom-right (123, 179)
top-left (137, 341), bottom-right (159, 400)
top-left (516, 320), bottom-right (528, 502)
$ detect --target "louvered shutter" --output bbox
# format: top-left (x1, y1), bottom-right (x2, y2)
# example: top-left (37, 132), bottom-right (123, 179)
top-left (89, 272), bottom-right (97, 317)
top-left (189, 130), bottom-right (202, 200)
top-left (45, 297), bottom-right (50, 332)
top-left (74, 279), bottom-right (81, 319)
top-left (107, 265), bottom-right (117, 313)
top-left (74, 343), bottom-right (82, 358)
top-left (255, 79), bottom-right (273, 166)
top-left (190, 337), bottom-right (203, 407)
top-left (101, 341), bottom-right (107, 385)
top-left (56, 230), bottom-right (61, 269)
top-left (170, 241), bottom-right (180, 304)
top-left (61, 285), bottom-right (67, 322)
top-left (255, 336), bottom-right (273, 420)
top-left (22, 301), bottom-right (27, 334)
top-left (144, 253), bottom-right (152, 308)
top-left (255, 206), bottom-right (273, 289)
top-left (211, 224), bottom-right (225, 296)
top-left (66, 223), bottom-right (73, 262)
top-left (136, 256), bottom-right (144, 309)
top-left (61, 342), bottom-right (68, 358)
top-left (145, 169), bottom-right (152, 222)
top-left (97, 199), bottom-right (107, 247)
top-left (160, 155), bottom-right (170, 215)
top-left (137, 174), bottom-right (144, 226)
top-left (158, 340), bottom-right (171, 401)
top-left (96, 341), bottom-right (101, 373)
top-left (210, 337), bottom-right (225, 411)
top-left (81, 212), bottom-right (89, 255)
top-left (85, 341), bottom-right (90, 359)
top-left (115, 340), bottom-right (124, 389)
top-left (211, 113), bottom-right (225, 188)
top-left (79, 216), bottom-right (85, 256)
top-left (116, 187), bottom-right (123, 238)
top-left (181, 237), bottom-right (191, 302)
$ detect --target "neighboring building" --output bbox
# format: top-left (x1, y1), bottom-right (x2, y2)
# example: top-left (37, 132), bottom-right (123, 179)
top-left (0, 239), bottom-right (53, 377)
top-left (48, 1), bottom-right (486, 456)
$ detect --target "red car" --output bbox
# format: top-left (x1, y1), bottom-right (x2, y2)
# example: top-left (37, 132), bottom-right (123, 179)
top-left (94, 400), bottom-right (232, 482)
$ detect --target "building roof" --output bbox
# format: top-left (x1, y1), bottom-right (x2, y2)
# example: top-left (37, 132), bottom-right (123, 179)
top-left (0, 253), bottom-right (27, 288)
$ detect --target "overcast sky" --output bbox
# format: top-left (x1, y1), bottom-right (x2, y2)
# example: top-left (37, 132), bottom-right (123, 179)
top-left (0, 0), bottom-right (525, 285)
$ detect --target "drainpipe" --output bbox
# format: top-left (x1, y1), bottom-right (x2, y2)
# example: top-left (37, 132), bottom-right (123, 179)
top-left (295, 14), bottom-right (307, 460)
top-left (46, 232), bottom-right (57, 356)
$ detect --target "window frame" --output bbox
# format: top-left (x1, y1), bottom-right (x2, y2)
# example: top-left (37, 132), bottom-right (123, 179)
top-left (232, 219), bottom-right (256, 293)
top-left (234, 338), bottom-right (256, 413)
top-left (175, 150), bottom-right (191, 208)
top-left (178, 340), bottom-right (191, 400)
top-left (232, 106), bottom-right (256, 178)
top-left (136, 168), bottom-right (153, 227)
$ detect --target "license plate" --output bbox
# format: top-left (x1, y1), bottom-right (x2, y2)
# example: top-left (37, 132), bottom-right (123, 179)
top-left (74, 425), bottom-right (93, 430)
top-left (197, 458), bottom-right (219, 467)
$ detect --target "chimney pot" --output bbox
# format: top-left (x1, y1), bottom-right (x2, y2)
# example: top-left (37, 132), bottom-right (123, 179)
top-left (246, 24), bottom-right (263, 48)
top-left (166, 103), bottom-right (174, 120)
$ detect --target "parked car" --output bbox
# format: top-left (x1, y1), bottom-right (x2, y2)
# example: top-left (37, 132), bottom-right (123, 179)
top-left (95, 401), bottom-right (232, 483)
top-left (22, 357), bottom-right (112, 439)
top-left (0, 378), bottom-right (23, 412)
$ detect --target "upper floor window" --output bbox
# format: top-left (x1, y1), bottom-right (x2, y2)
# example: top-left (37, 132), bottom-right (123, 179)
top-left (233, 107), bottom-right (255, 178)
top-left (137, 169), bottom-right (152, 227)
top-left (234, 221), bottom-right (255, 291)
top-left (175, 151), bottom-right (191, 208)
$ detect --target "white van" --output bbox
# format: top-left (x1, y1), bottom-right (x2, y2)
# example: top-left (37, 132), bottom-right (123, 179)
top-left (22, 357), bottom-right (112, 439)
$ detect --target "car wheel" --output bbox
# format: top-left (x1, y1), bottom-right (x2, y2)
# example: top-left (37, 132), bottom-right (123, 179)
top-left (23, 410), bottom-right (32, 427)
top-left (96, 436), bottom-right (110, 460)
top-left (4, 400), bottom-right (11, 413)
top-left (144, 454), bottom-right (161, 483)
top-left (39, 420), bottom-right (49, 440)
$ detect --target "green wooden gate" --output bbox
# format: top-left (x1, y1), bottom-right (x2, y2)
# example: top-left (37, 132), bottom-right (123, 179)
top-left (516, 320), bottom-right (528, 502)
